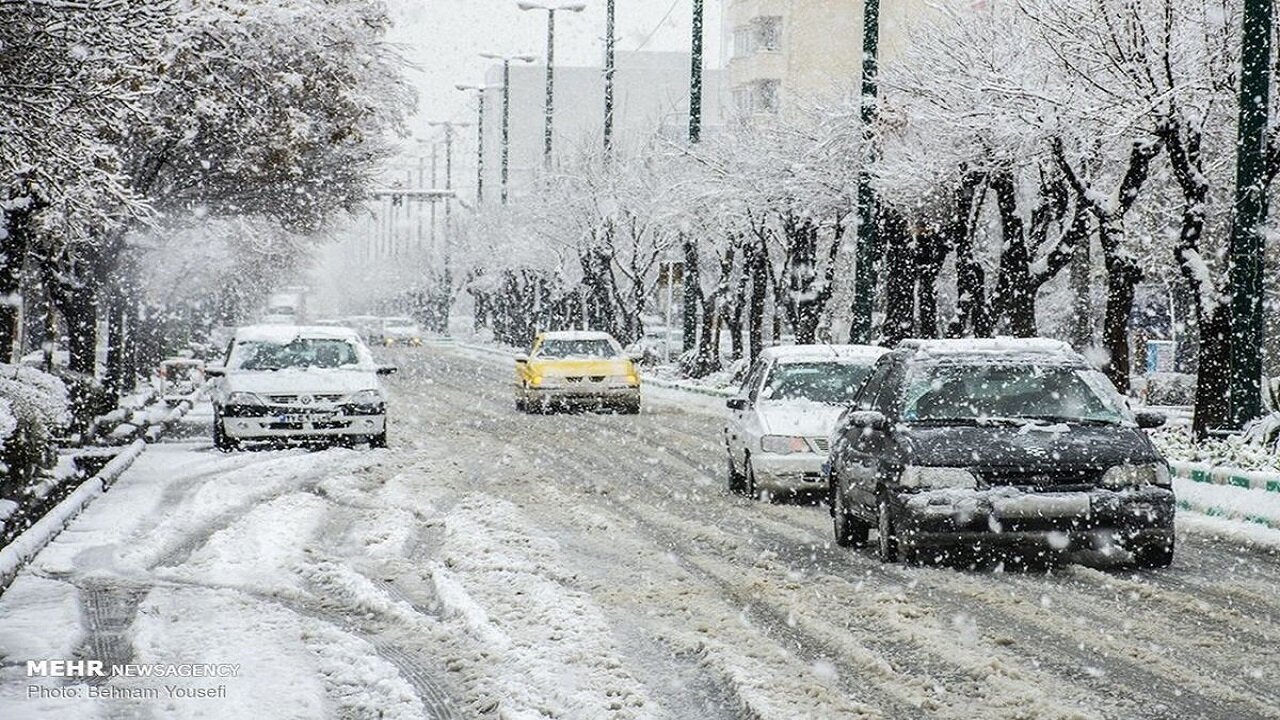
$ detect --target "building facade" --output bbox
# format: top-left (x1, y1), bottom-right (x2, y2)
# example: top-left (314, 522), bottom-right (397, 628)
top-left (723, 0), bottom-right (931, 118)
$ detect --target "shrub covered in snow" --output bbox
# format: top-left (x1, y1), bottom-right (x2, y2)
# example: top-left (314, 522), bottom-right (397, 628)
top-left (0, 365), bottom-right (70, 495)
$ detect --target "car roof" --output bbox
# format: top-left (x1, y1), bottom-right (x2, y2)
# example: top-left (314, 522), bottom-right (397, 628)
top-left (539, 330), bottom-right (616, 341)
top-left (896, 338), bottom-right (1084, 363)
top-left (761, 344), bottom-right (889, 363)
top-left (233, 325), bottom-right (362, 343)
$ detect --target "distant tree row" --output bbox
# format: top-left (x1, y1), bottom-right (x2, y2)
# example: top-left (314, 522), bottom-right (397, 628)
top-left (0, 0), bottom-right (412, 395)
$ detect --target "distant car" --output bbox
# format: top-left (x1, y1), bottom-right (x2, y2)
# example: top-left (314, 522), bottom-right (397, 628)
top-left (206, 325), bottom-right (396, 450)
top-left (515, 331), bottom-right (641, 414)
top-left (379, 316), bottom-right (423, 347)
top-left (827, 339), bottom-right (1174, 568)
top-left (724, 345), bottom-right (887, 498)
top-left (158, 357), bottom-right (205, 404)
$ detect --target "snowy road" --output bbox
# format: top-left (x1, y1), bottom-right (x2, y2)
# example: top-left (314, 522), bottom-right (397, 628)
top-left (3, 344), bottom-right (1280, 719)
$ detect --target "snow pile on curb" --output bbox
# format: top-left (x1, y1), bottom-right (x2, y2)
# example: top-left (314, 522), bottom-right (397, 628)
top-left (0, 439), bottom-right (145, 589)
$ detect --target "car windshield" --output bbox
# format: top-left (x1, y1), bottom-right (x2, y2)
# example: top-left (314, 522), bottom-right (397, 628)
top-left (901, 363), bottom-right (1131, 425)
top-left (232, 338), bottom-right (361, 370)
top-left (760, 362), bottom-right (873, 404)
top-left (536, 338), bottom-right (618, 359)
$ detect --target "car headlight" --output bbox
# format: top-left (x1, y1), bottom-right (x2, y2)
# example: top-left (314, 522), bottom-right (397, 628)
top-left (761, 435), bottom-right (809, 454)
top-left (226, 392), bottom-right (265, 406)
top-left (529, 375), bottom-right (543, 387)
top-left (899, 466), bottom-right (978, 489)
top-left (1101, 462), bottom-right (1170, 488)
top-left (348, 389), bottom-right (384, 405)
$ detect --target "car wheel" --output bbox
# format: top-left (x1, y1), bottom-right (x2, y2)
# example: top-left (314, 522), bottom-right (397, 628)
top-left (726, 446), bottom-right (745, 494)
top-left (877, 494), bottom-right (898, 563)
top-left (621, 399), bottom-right (641, 415)
top-left (515, 396), bottom-right (527, 413)
top-left (743, 455), bottom-right (758, 500)
top-left (1132, 536), bottom-right (1174, 568)
top-left (369, 431), bottom-right (388, 449)
top-left (212, 413), bottom-right (237, 452)
top-left (832, 479), bottom-right (869, 548)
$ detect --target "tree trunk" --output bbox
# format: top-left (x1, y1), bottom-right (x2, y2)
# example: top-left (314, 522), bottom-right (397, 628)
top-left (0, 203), bottom-right (37, 363)
top-left (915, 227), bottom-right (947, 339)
top-left (945, 172), bottom-right (989, 337)
top-left (1193, 303), bottom-right (1231, 438)
top-left (1100, 222), bottom-right (1142, 394)
top-left (881, 207), bottom-right (915, 346)
top-left (1069, 228), bottom-right (1095, 351)
top-left (991, 171), bottom-right (1036, 337)
top-left (748, 240), bottom-right (767, 363)
top-left (681, 236), bottom-right (700, 354)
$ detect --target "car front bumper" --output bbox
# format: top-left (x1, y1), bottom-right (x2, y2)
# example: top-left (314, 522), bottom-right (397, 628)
top-left (897, 485), bottom-right (1175, 554)
top-left (523, 385), bottom-right (640, 406)
top-left (221, 413), bottom-right (385, 441)
top-left (751, 452), bottom-right (826, 491)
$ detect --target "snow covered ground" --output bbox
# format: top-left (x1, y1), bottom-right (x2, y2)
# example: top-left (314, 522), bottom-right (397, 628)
top-left (2, 344), bottom-right (1280, 719)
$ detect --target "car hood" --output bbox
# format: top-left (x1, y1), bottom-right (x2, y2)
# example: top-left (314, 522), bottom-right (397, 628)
top-left (384, 326), bottom-right (421, 336)
top-left (899, 424), bottom-right (1158, 469)
top-left (223, 368), bottom-right (378, 395)
top-left (758, 401), bottom-right (846, 438)
top-left (529, 358), bottom-right (632, 377)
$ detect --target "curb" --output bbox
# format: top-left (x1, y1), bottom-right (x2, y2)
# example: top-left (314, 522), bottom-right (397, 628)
top-left (0, 439), bottom-right (146, 590)
top-left (1169, 461), bottom-right (1280, 494)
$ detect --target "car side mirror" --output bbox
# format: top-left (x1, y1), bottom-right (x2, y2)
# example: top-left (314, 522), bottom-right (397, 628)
top-left (204, 365), bottom-right (226, 377)
top-left (726, 397), bottom-right (748, 411)
top-left (1135, 410), bottom-right (1165, 429)
top-left (376, 365), bottom-right (398, 376)
top-left (627, 351), bottom-right (644, 363)
top-left (848, 410), bottom-right (889, 432)
top-left (515, 353), bottom-right (529, 364)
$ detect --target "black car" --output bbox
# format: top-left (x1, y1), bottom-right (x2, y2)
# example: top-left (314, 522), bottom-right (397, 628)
top-left (827, 339), bottom-right (1175, 568)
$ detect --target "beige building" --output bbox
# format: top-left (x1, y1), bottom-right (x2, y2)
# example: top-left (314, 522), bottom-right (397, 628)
top-left (723, 0), bottom-right (930, 117)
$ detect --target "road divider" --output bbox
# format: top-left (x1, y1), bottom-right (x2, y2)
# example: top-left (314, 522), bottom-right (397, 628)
top-left (1170, 461), bottom-right (1280, 530)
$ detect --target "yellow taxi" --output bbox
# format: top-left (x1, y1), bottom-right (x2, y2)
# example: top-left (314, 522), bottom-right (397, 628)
top-left (515, 331), bottom-right (641, 414)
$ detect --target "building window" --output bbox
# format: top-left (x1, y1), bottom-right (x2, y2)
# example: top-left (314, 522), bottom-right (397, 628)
top-left (755, 79), bottom-right (780, 114)
top-left (755, 16), bottom-right (782, 52)
top-left (733, 16), bottom-right (782, 57)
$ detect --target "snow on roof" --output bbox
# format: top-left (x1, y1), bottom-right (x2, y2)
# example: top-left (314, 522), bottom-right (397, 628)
top-left (233, 325), bottom-right (362, 343)
top-left (762, 344), bottom-right (889, 363)
top-left (540, 330), bottom-right (616, 341)
top-left (899, 338), bottom-right (1084, 363)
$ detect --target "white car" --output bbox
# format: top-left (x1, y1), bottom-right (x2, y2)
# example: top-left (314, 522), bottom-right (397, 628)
top-left (206, 325), bottom-right (396, 450)
top-left (725, 344), bottom-right (888, 498)
top-left (379, 316), bottom-right (423, 346)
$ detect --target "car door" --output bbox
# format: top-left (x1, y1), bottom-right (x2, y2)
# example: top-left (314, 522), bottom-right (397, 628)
top-left (726, 359), bottom-right (768, 464)
top-left (837, 357), bottom-right (897, 515)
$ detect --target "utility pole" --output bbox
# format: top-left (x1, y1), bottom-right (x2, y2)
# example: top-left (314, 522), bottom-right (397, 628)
top-left (850, 0), bottom-right (881, 344)
top-left (479, 52), bottom-right (536, 204)
top-left (688, 0), bottom-right (704, 144)
top-left (1228, 0), bottom-right (1274, 429)
top-left (682, 0), bottom-right (705, 354)
top-left (603, 0), bottom-right (615, 153)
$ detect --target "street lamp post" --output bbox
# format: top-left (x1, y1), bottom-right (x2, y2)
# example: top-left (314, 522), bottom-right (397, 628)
top-left (455, 83), bottom-right (497, 206)
top-left (689, 0), bottom-right (704, 144)
top-left (517, 1), bottom-right (586, 168)
top-left (603, 0), bottom-right (615, 153)
top-left (479, 52), bottom-right (536, 204)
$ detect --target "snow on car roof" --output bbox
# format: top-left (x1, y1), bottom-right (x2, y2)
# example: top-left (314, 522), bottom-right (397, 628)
top-left (233, 325), bottom-right (362, 343)
top-left (540, 330), bottom-right (616, 341)
top-left (899, 338), bottom-right (1084, 363)
top-left (762, 344), bottom-right (889, 363)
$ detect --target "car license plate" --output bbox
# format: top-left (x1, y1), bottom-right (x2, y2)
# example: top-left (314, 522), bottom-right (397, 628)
top-left (993, 494), bottom-right (1089, 519)
top-left (277, 413), bottom-right (333, 424)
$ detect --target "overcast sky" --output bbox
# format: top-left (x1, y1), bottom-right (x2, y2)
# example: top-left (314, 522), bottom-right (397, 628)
top-left (387, 0), bottom-right (724, 140)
